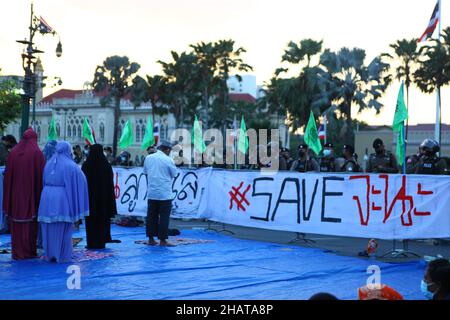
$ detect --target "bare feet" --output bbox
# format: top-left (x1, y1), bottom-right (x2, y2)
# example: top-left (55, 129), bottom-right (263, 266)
top-left (147, 239), bottom-right (159, 246)
top-left (159, 240), bottom-right (175, 247)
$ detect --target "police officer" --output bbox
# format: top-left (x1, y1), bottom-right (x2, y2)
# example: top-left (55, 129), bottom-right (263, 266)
top-left (279, 147), bottom-right (292, 171)
top-left (340, 144), bottom-right (361, 172)
top-left (414, 139), bottom-right (448, 175)
top-left (319, 143), bottom-right (337, 172)
top-left (290, 144), bottom-right (319, 172)
top-left (406, 146), bottom-right (424, 174)
top-left (366, 138), bottom-right (399, 173)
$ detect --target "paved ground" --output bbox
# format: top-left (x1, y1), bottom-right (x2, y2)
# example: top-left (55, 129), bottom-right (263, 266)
top-left (170, 218), bottom-right (450, 263)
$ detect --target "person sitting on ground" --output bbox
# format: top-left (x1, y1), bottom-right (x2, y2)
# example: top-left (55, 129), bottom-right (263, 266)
top-left (358, 284), bottom-right (403, 300)
top-left (422, 258), bottom-right (450, 300)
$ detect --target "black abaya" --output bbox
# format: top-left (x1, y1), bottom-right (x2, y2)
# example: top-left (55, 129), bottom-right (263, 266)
top-left (81, 144), bottom-right (118, 249)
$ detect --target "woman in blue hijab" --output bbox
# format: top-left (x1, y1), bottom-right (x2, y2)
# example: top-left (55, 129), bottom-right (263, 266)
top-left (42, 140), bottom-right (57, 161)
top-left (37, 140), bottom-right (58, 248)
top-left (38, 141), bottom-right (89, 263)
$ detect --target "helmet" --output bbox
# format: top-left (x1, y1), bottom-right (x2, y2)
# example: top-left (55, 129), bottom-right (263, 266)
top-left (420, 139), bottom-right (439, 156)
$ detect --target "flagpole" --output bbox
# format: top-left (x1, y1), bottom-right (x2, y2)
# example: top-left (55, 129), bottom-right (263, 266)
top-left (323, 114), bottom-right (327, 144)
top-left (404, 81), bottom-right (408, 174)
top-left (233, 115), bottom-right (237, 170)
top-left (435, 0), bottom-right (442, 149)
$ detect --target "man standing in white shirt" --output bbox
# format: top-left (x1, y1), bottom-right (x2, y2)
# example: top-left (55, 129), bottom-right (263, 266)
top-left (143, 141), bottom-right (178, 246)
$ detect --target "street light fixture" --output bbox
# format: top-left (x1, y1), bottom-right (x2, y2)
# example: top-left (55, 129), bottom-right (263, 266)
top-left (16, 3), bottom-right (62, 136)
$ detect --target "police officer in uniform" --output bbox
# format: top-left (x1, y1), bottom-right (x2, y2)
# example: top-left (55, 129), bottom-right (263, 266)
top-left (319, 143), bottom-right (337, 172)
top-left (406, 146), bottom-right (424, 174)
top-left (366, 138), bottom-right (399, 173)
top-left (290, 144), bottom-right (319, 172)
top-left (414, 139), bottom-right (448, 175)
top-left (340, 144), bottom-right (360, 173)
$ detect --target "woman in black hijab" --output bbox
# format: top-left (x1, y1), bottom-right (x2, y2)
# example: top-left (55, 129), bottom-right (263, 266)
top-left (82, 144), bottom-right (118, 249)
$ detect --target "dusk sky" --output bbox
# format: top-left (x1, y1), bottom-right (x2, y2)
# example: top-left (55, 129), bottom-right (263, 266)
top-left (1, 0), bottom-right (448, 126)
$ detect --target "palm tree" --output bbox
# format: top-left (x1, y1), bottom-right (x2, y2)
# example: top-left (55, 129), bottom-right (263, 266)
top-left (385, 38), bottom-right (419, 137)
top-left (272, 39), bottom-right (326, 131)
top-left (92, 55), bottom-right (141, 158)
top-left (158, 51), bottom-right (201, 128)
top-left (317, 47), bottom-right (392, 144)
top-left (414, 27), bottom-right (450, 144)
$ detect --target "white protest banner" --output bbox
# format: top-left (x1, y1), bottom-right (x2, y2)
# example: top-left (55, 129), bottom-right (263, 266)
top-left (202, 170), bottom-right (450, 240)
top-left (112, 166), bottom-right (211, 219)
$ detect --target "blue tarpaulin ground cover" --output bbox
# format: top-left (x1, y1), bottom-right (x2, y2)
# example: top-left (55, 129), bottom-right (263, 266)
top-left (0, 225), bottom-right (425, 300)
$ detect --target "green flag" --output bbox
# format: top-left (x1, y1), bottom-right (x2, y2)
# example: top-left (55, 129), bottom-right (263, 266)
top-left (238, 116), bottom-right (249, 154)
top-left (393, 82), bottom-right (408, 166)
top-left (192, 115), bottom-right (206, 153)
top-left (83, 118), bottom-right (95, 145)
top-left (119, 120), bottom-right (134, 149)
top-left (48, 116), bottom-right (57, 141)
top-left (141, 117), bottom-right (155, 151)
top-left (304, 111), bottom-right (322, 155)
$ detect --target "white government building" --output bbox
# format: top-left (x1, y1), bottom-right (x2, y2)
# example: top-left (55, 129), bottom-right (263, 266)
top-left (5, 68), bottom-right (289, 162)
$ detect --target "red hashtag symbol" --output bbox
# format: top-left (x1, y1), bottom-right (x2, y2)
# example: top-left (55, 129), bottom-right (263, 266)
top-left (229, 182), bottom-right (251, 212)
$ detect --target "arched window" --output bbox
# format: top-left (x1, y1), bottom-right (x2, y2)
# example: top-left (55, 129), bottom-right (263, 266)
top-left (77, 125), bottom-right (82, 139)
top-left (72, 125), bottom-right (77, 140)
top-left (136, 124), bottom-right (142, 142)
top-left (141, 124), bottom-right (146, 141)
top-left (99, 123), bottom-right (105, 141)
top-left (160, 124), bottom-right (166, 140)
top-left (56, 123), bottom-right (61, 138)
top-left (68, 125), bottom-right (72, 138)
top-left (37, 125), bottom-right (41, 142)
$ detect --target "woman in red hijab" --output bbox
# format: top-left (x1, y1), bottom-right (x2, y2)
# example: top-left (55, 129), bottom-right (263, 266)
top-left (2, 128), bottom-right (45, 260)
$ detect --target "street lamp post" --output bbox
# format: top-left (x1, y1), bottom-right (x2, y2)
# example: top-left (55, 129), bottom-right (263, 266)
top-left (17, 3), bottom-right (62, 136)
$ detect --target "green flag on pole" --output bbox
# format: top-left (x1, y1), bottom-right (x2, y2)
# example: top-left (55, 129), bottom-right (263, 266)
top-left (393, 82), bottom-right (408, 166)
top-left (141, 117), bottom-right (155, 151)
top-left (192, 115), bottom-right (206, 153)
top-left (48, 116), bottom-right (57, 141)
top-left (238, 116), bottom-right (249, 154)
top-left (83, 118), bottom-right (95, 145)
top-left (119, 120), bottom-right (134, 149)
top-left (304, 111), bottom-right (322, 155)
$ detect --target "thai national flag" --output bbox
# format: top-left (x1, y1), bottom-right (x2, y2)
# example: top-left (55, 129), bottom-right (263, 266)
top-left (318, 123), bottom-right (326, 141)
top-left (153, 122), bottom-right (160, 145)
top-left (418, 0), bottom-right (440, 43)
top-left (38, 16), bottom-right (54, 34)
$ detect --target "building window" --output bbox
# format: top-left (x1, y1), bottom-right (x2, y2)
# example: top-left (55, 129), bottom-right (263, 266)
top-left (36, 125), bottom-right (41, 142)
top-left (56, 123), bottom-right (61, 138)
top-left (77, 125), bottom-right (82, 139)
top-left (160, 124), bottom-right (166, 140)
top-left (136, 123), bottom-right (141, 142)
top-left (141, 124), bottom-right (146, 141)
top-left (99, 123), bottom-right (105, 141)
top-left (68, 125), bottom-right (72, 138)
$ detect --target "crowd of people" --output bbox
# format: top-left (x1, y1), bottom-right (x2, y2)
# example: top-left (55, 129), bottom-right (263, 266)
top-left (274, 138), bottom-right (448, 175)
top-left (1, 128), bottom-right (450, 300)
top-left (0, 128), bottom-right (179, 262)
top-left (0, 128), bottom-right (121, 262)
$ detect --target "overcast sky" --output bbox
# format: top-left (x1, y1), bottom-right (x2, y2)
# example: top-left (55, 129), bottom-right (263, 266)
top-left (0, 0), bottom-right (448, 126)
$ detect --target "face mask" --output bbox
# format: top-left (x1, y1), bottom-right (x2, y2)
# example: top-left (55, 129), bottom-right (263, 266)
top-left (421, 280), bottom-right (434, 300)
top-left (323, 150), bottom-right (331, 157)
